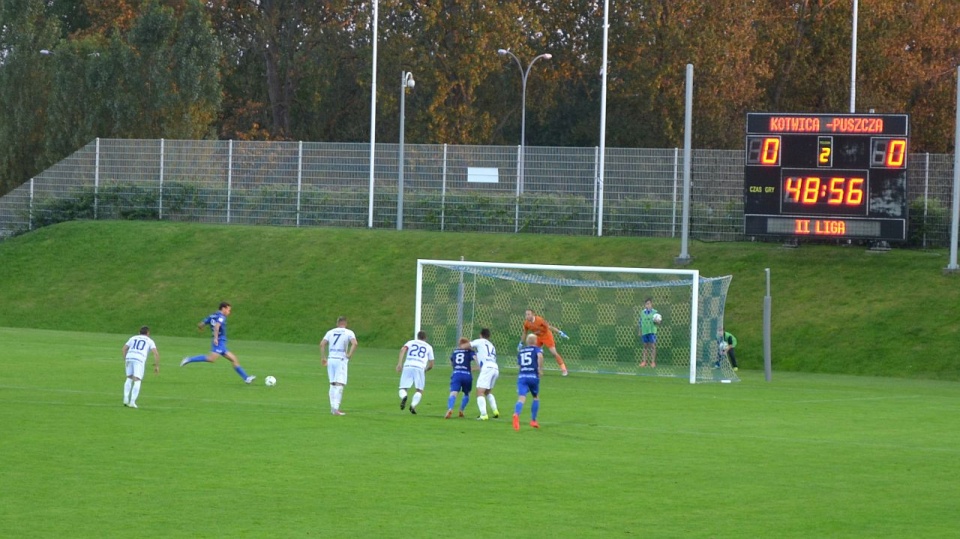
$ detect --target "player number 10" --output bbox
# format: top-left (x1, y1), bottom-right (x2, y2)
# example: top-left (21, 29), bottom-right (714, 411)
top-left (784, 177), bottom-right (864, 205)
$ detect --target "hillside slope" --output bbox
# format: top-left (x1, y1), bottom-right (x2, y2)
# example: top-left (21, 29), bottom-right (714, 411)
top-left (1, 220), bottom-right (957, 379)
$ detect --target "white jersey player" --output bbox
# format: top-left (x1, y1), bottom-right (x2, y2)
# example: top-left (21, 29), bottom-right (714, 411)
top-left (320, 316), bottom-right (359, 416)
top-left (122, 326), bottom-right (160, 409)
top-left (396, 330), bottom-right (435, 415)
top-left (471, 328), bottom-right (500, 420)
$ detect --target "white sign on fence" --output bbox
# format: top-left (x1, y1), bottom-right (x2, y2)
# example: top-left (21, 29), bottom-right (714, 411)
top-left (467, 167), bottom-right (499, 183)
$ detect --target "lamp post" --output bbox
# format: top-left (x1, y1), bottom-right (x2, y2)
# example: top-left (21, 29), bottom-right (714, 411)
top-left (368, 0), bottom-right (379, 229)
top-left (497, 49), bottom-right (552, 196)
top-left (397, 71), bottom-right (415, 230)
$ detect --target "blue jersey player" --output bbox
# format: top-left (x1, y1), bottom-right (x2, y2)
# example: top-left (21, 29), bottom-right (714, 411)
top-left (180, 302), bottom-right (256, 384)
top-left (513, 334), bottom-right (544, 431)
top-left (445, 338), bottom-right (477, 419)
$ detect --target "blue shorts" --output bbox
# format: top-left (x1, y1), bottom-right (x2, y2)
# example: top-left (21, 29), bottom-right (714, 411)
top-left (212, 344), bottom-right (229, 355)
top-left (449, 372), bottom-right (473, 394)
top-left (517, 377), bottom-right (540, 397)
top-left (641, 333), bottom-right (657, 344)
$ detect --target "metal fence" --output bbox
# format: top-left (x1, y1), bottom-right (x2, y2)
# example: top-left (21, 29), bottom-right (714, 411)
top-left (0, 138), bottom-right (954, 246)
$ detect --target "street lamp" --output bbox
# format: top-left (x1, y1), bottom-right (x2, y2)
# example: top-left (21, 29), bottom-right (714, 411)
top-left (497, 49), bottom-right (552, 196)
top-left (397, 70), bottom-right (415, 230)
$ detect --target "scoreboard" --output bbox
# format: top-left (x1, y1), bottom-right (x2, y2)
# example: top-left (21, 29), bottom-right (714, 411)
top-left (743, 112), bottom-right (909, 241)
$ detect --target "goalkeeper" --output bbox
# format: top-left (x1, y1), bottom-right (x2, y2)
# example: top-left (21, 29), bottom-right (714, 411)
top-left (721, 327), bottom-right (738, 371)
top-left (521, 309), bottom-right (568, 376)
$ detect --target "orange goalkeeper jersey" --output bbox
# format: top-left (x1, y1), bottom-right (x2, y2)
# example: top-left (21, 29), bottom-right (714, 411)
top-left (523, 316), bottom-right (555, 347)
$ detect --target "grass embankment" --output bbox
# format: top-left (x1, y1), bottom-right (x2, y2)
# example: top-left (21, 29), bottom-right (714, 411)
top-left (1, 220), bottom-right (957, 379)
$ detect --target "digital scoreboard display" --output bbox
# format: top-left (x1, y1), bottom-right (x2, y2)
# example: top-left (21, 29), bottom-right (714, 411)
top-left (743, 112), bottom-right (909, 241)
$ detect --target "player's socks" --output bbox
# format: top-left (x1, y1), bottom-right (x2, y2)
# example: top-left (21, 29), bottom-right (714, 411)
top-left (234, 365), bottom-right (250, 380)
top-left (411, 392), bottom-right (422, 409)
top-left (460, 395), bottom-right (470, 411)
top-left (477, 396), bottom-right (488, 417)
top-left (487, 394), bottom-right (499, 417)
top-left (336, 386), bottom-right (344, 410)
top-left (531, 399), bottom-right (539, 421)
top-left (183, 355), bottom-right (208, 365)
top-left (329, 386), bottom-right (338, 410)
top-left (447, 395), bottom-right (456, 410)
top-left (130, 380), bottom-right (141, 404)
top-left (514, 401), bottom-right (524, 415)
top-left (123, 378), bottom-right (133, 404)
top-left (555, 354), bottom-right (566, 370)
top-left (399, 389), bottom-right (408, 409)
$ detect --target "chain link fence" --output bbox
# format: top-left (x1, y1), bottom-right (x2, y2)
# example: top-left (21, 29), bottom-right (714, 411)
top-left (0, 138), bottom-right (954, 246)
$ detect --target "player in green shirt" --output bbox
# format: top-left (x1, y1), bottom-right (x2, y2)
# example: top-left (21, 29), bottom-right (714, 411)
top-left (721, 328), bottom-right (738, 371)
top-left (638, 298), bottom-right (660, 367)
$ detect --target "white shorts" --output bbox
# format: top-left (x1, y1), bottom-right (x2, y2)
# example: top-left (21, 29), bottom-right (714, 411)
top-left (327, 357), bottom-right (348, 385)
top-left (476, 367), bottom-right (499, 390)
top-left (399, 366), bottom-right (426, 391)
top-left (125, 359), bottom-right (145, 379)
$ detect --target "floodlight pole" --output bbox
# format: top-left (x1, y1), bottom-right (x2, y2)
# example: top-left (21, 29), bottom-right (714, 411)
top-left (675, 64), bottom-right (694, 265)
top-left (497, 48), bottom-right (552, 232)
top-left (367, 0), bottom-right (379, 228)
top-left (597, 0), bottom-right (610, 237)
top-left (947, 66), bottom-right (960, 271)
top-left (850, 0), bottom-right (858, 113)
top-left (397, 71), bottom-right (414, 230)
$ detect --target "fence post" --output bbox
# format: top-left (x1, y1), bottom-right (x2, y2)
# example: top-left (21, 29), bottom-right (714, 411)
top-left (514, 144), bottom-right (521, 233)
top-left (672, 147), bottom-right (679, 237)
top-left (297, 141), bottom-right (303, 227)
top-left (29, 178), bottom-right (34, 231)
top-left (159, 138), bottom-right (165, 220)
top-left (94, 138), bottom-right (100, 220)
top-left (441, 143), bottom-right (448, 232)
top-left (923, 152), bottom-right (929, 248)
top-left (592, 146), bottom-right (599, 228)
top-left (227, 140), bottom-right (233, 224)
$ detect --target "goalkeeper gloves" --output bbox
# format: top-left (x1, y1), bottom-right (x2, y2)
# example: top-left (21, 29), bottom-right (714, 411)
top-left (558, 330), bottom-right (569, 340)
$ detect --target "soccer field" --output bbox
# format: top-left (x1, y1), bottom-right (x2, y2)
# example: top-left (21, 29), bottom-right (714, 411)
top-left (2, 327), bottom-right (958, 538)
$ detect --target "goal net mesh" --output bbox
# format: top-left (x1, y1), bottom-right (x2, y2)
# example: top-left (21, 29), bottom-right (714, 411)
top-left (417, 261), bottom-right (737, 383)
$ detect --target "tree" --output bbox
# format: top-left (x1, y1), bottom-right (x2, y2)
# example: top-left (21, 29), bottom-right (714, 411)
top-left (856, 0), bottom-right (960, 152)
top-left (0, 0), bottom-right (61, 195)
top-left (209, 0), bottom-right (360, 141)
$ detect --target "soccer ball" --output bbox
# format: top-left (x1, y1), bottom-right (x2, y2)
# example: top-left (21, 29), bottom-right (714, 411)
top-left (653, 313), bottom-right (663, 324)
top-left (718, 342), bottom-right (729, 353)
top-left (264, 376), bottom-right (277, 387)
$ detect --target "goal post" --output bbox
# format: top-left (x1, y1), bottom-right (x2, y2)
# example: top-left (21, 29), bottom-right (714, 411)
top-left (415, 259), bottom-right (737, 383)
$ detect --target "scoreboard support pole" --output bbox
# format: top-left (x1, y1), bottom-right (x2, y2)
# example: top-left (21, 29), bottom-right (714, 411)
top-left (947, 66), bottom-right (960, 272)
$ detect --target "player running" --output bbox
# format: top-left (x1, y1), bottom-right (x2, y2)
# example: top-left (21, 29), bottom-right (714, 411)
top-left (522, 309), bottom-right (568, 376)
top-left (180, 302), bottom-right (256, 384)
top-left (471, 328), bottom-right (500, 420)
top-left (444, 338), bottom-right (477, 419)
top-left (513, 333), bottom-right (544, 431)
top-left (397, 330), bottom-right (435, 415)
top-left (122, 326), bottom-right (160, 408)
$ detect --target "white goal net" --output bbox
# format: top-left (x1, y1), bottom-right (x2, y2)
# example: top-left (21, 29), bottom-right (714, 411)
top-left (415, 260), bottom-right (737, 383)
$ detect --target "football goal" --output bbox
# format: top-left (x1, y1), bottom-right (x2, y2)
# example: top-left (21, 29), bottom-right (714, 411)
top-left (415, 260), bottom-right (737, 383)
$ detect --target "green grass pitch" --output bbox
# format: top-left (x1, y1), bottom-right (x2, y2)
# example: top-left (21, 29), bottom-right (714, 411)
top-left (1, 327), bottom-right (958, 538)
